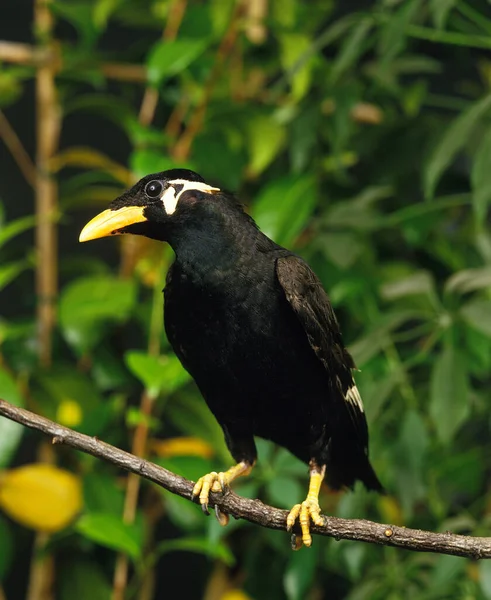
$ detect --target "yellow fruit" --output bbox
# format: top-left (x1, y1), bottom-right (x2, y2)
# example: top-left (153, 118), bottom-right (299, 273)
top-left (152, 436), bottom-right (214, 459)
top-left (56, 398), bottom-right (83, 427)
top-left (221, 591), bottom-right (253, 600)
top-left (0, 464), bottom-right (82, 532)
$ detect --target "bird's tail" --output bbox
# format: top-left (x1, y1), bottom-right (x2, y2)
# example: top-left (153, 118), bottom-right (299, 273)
top-left (325, 446), bottom-right (384, 493)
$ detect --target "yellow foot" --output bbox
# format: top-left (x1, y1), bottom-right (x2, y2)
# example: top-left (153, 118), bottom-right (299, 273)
top-left (192, 461), bottom-right (252, 522)
top-left (286, 498), bottom-right (324, 548)
top-left (192, 471), bottom-right (228, 515)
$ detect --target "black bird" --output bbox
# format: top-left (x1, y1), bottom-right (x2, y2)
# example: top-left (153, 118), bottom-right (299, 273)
top-left (80, 169), bottom-right (383, 547)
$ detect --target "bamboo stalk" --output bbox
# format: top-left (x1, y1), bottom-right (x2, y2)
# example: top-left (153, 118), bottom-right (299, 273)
top-left (34, 3), bottom-right (60, 367)
top-left (26, 1), bottom-right (60, 599)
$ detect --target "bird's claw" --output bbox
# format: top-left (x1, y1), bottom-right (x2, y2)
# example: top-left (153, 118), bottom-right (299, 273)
top-left (215, 504), bottom-right (230, 527)
top-left (286, 499), bottom-right (324, 548)
top-left (192, 471), bottom-right (229, 516)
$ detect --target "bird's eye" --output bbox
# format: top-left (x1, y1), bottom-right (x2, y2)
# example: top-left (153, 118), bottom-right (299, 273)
top-left (145, 180), bottom-right (163, 198)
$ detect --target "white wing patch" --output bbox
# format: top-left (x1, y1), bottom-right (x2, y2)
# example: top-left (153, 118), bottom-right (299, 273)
top-left (335, 376), bottom-right (364, 412)
top-left (345, 384), bottom-right (364, 413)
top-left (161, 179), bottom-right (220, 215)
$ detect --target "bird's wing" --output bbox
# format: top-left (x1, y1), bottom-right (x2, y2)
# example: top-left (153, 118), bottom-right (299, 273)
top-left (275, 254), bottom-right (368, 445)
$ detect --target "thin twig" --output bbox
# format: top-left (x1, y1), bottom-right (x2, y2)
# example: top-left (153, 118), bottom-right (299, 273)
top-left (0, 40), bottom-right (53, 65)
top-left (0, 399), bottom-right (490, 560)
top-left (101, 62), bottom-right (147, 83)
top-left (0, 110), bottom-right (37, 187)
top-left (0, 40), bottom-right (146, 83)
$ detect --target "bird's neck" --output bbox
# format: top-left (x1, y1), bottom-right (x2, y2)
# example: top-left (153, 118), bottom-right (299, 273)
top-left (167, 210), bottom-right (272, 283)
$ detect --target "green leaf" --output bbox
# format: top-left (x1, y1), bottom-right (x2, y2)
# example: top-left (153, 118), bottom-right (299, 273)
top-left (253, 174), bottom-right (316, 247)
top-left (35, 365), bottom-right (106, 432)
top-left (430, 344), bottom-right (469, 444)
top-left (51, 2), bottom-right (99, 48)
top-left (284, 541), bottom-right (319, 600)
top-left (279, 33), bottom-right (313, 100)
top-left (349, 310), bottom-right (423, 365)
top-left (0, 71), bottom-right (23, 108)
top-left (0, 368), bottom-right (24, 468)
top-left (129, 150), bottom-right (185, 180)
top-left (147, 39), bottom-right (208, 85)
top-left (0, 215), bottom-right (35, 250)
top-left (267, 477), bottom-right (303, 510)
top-left (161, 492), bottom-right (205, 531)
top-left (58, 558), bottom-right (111, 600)
top-left (378, 0), bottom-right (422, 61)
top-left (431, 554), bottom-right (466, 592)
top-left (425, 93), bottom-right (491, 199)
top-left (320, 232), bottom-right (364, 270)
top-left (93, 0), bottom-right (124, 30)
top-left (471, 126), bottom-right (491, 225)
top-left (380, 271), bottom-right (438, 305)
top-left (166, 394), bottom-right (229, 462)
top-left (0, 260), bottom-right (29, 291)
top-left (330, 18), bottom-right (373, 84)
top-left (83, 473), bottom-right (125, 516)
top-left (76, 513), bottom-right (142, 559)
top-left (154, 537), bottom-right (235, 566)
top-left (247, 115), bottom-right (286, 177)
top-left (460, 299), bottom-right (491, 337)
top-left (125, 351), bottom-right (191, 398)
top-left (445, 266), bottom-right (491, 294)
top-left (480, 560), bottom-right (491, 600)
top-left (59, 276), bottom-right (137, 352)
top-left (430, 0), bottom-right (457, 29)
top-left (0, 516), bottom-right (13, 581)
top-left (394, 410), bottom-right (429, 514)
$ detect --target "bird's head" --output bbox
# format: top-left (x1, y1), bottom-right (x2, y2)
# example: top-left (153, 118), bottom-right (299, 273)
top-left (79, 169), bottom-right (222, 243)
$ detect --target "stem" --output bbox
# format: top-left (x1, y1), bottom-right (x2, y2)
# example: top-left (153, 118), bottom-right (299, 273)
top-left (0, 110), bottom-right (37, 187)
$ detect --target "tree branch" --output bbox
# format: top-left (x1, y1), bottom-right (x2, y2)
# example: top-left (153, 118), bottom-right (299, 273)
top-left (0, 398), bottom-right (490, 559)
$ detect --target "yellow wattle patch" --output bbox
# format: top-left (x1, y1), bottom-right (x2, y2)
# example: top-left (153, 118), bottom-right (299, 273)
top-left (0, 464), bottom-right (82, 532)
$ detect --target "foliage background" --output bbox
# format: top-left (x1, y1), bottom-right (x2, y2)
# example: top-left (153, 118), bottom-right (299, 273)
top-left (1, 0), bottom-right (491, 598)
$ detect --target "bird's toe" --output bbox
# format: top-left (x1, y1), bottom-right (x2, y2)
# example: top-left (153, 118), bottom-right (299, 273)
top-left (286, 503), bottom-right (301, 532)
top-left (192, 471), bottom-right (220, 514)
top-left (286, 499), bottom-right (324, 548)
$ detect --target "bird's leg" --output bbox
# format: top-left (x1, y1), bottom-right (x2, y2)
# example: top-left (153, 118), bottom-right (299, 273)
top-left (192, 460), bottom-right (254, 520)
top-left (286, 460), bottom-right (326, 548)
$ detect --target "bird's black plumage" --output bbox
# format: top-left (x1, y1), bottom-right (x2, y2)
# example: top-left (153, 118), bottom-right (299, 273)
top-left (80, 169), bottom-right (383, 543)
